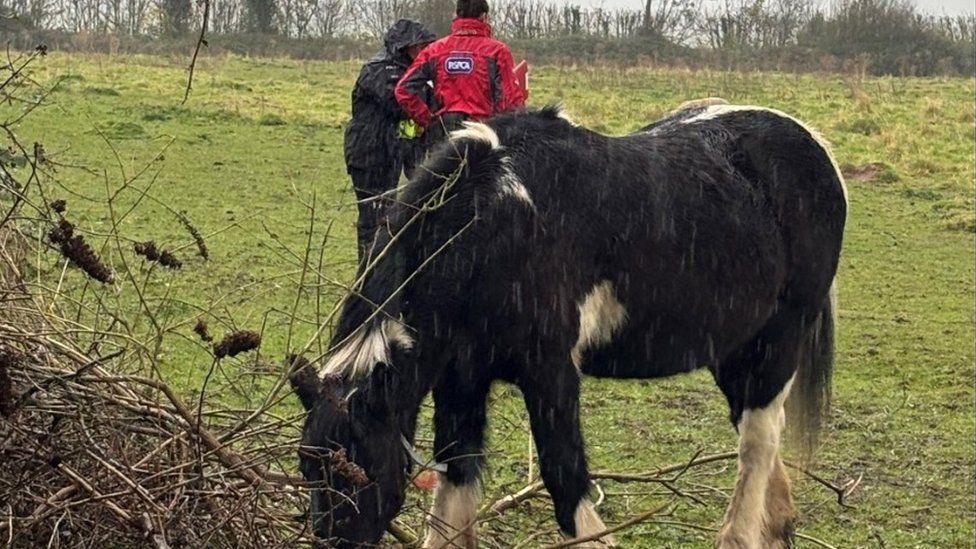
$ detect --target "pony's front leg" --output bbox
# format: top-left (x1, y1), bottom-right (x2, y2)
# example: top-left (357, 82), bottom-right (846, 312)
top-left (423, 378), bottom-right (490, 549)
top-left (521, 368), bottom-right (615, 547)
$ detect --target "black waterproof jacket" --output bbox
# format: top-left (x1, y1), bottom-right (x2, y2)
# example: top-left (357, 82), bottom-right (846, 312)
top-left (344, 19), bottom-right (435, 171)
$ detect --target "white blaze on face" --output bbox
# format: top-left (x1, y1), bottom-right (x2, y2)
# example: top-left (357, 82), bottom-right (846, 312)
top-left (318, 319), bottom-right (414, 379)
top-left (681, 104), bottom-right (849, 209)
top-left (719, 375), bottom-right (795, 548)
top-left (571, 281), bottom-right (628, 369)
top-left (449, 121), bottom-right (500, 149)
top-left (423, 476), bottom-right (480, 548)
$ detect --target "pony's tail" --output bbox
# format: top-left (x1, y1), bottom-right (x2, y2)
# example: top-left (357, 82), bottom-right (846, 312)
top-left (786, 281), bottom-right (837, 460)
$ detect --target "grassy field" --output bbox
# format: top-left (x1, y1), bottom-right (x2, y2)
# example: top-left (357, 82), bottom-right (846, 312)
top-left (11, 52), bottom-right (975, 547)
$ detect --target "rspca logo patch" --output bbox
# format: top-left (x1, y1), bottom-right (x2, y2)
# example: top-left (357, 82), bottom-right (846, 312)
top-left (445, 55), bottom-right (475, 74)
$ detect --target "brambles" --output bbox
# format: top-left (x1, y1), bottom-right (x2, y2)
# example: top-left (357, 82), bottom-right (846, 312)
top-left (1, 221), bottom-right (309, 546)
top-left (213, 330), bottom-right (261, 358)
top-left (0, 346), bottom-right (20, 417)
top-left (0, 43), bottom-right (325, 549)
top-left (0, 307), bottom-right (310, 546)
top-left (48, 218), bottom-right (114, 283)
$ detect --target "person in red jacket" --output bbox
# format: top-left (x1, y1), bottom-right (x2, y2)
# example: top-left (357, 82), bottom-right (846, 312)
top-left (395, 0), bottom-right (527, 137)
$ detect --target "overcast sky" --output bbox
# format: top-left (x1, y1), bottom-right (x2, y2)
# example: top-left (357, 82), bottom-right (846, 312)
top-left (913, 0), bottom-right (973, 14)
top-left (579, 0), bottom-right (975, 15)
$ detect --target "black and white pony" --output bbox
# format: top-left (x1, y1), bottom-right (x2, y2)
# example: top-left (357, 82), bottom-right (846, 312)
top-left (290, 101), bottom-right (847, 548)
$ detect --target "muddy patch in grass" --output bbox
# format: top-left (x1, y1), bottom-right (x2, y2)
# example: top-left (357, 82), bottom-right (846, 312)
top-left (94, 120), bottom-right (147, 139)
top-left (842, 162), bottom-right (900, 184)
top-left (84, 86), bottom-right (121, 96)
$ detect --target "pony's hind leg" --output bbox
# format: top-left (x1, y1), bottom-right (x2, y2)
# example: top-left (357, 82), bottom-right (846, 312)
top-left (714, 312), bottom-right (804, 549)
top-left (716, 374), bottom-right (794, 549)
top-left (423, 377), bottom-right (490, 549)
top-left (520, 364), bottom-right (615, 547)
top-left (764, 456), bottom-right (796, 548)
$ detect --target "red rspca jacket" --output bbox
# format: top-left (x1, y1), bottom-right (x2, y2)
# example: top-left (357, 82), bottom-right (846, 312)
top-left (395, 18), bottom-right (527, 127)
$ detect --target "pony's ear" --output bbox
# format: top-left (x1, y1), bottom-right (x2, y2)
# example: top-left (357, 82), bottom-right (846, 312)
top-left (287, 354), bottom-right (320, 411)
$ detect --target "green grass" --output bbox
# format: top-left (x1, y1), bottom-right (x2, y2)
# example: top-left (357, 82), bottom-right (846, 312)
top-left (9, 53), bottom-right (975, 547)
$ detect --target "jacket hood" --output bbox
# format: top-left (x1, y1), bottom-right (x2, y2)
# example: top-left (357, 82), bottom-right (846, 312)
top-left (384, 19), bottom-right (436, 56)
top-left (451, 17), bottom-right (492, 37)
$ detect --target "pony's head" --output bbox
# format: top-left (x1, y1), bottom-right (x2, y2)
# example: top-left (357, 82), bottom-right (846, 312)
top-left (289, 321), bottom-right (416, 545)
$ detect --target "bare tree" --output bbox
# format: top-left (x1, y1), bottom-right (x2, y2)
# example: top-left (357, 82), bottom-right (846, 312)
top-left (1, 0), bottom-right (56, 28)
top-left (308, 0), bottom-right (344, 36)
top-left (210, 0), bottom-right (247, 33)
top-left (245, 0), bottom-right (276, 32)
top-left (159, 0), bottom-right (193, 35)
top-left (641, 0), bottom-right (701, 42)
top-left (348, 0), bottom-right (415, 36)
top-left (61, 0), bottom-right (106, 32)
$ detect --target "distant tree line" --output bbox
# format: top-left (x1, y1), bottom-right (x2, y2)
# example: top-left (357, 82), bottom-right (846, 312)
top-left (1, 0), bottom-right (973, 75)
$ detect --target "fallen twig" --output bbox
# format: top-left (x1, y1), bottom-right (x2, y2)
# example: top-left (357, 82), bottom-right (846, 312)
top-left (542, 500), bottom-right (673, 548)
top-left (785, 460), bottom-right (861, 509)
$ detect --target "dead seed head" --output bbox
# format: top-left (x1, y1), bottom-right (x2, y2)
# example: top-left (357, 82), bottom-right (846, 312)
top-left (193, 318), bottom-right (213, 342)
top-left (134, 241), bottom-right (160, 261)
top-left (325, 448), bottom-right (369, 487)
top-left (34, 142), bottom-right (47, 164)
top-left (177, 210), bottom-right (209, 260)
top-left (159, 250), bottom-right (182, 269)
top-left (134, 241), bottom-right (182, 269)
top-left (213, 330), bottom-right (261, 359)
top-left (48, 218), bottom-right (114, 284)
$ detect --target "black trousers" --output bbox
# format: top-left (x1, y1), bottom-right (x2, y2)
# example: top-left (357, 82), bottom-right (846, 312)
top-left (349, 165), bottom-right (399, 264)
top-left (422, 112), bottom-right (469, 150)
top-left (349, 115), bottom-right (467, 263)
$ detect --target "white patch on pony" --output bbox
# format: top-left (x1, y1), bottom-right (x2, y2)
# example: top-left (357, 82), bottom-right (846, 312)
top-left (718, 375), bottom-right (795, 548)
top-left (449, 121), bottom-right (500, 149)
top-left (681, 104), bottom-right (849, 209)
top-left (318, 319), bottom-right (414, 379)
top-left (423, 476), bottom-right (480, 549)
top-left (496, 157), bottom-right (534, 208)
top-left (570, 281), bottom-right (628, 370)
top-left (670, 96), bottom-right (729, 115)
top-left (555, 106), bottom-right (579, 126)
top-left (564, 499), bottom-right (616, 546)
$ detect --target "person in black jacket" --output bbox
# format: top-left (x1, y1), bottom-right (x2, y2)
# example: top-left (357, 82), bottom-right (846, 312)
top-left (345, 19), bottom-right (435, 263)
